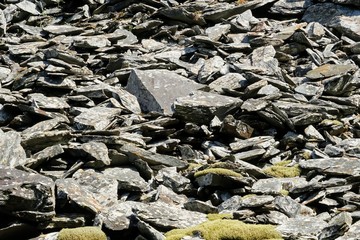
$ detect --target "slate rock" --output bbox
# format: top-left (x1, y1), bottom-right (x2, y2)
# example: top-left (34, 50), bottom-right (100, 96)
top-left (174, 91), bottom-right (242, 124)
top-left (102, 167), bottom-right (148, 192)
top-left (277, 216), bottom-right (328, 239)
top-left (0, 167), bottom-right (55, 221)
top-left (220, 115), bottom-right (254, 139)
top-left (305, 64), bottom-right (355, 80)
top-left (303, 3), bottom-right (360, 40)
top-left (136, 202), bottom-right (207, 230)
top-left (126, 69), bottom-right (205, 115)
top-left (269, 0), bottom-right (312, 15)
top-left (73, 107), bottom-right (122, 130)
top-left (119, 143), bottom-right (187, 168)
top-left (318, 212), bottom-right (352, 239)
top-left (56, 178), bottom-right (103, 214)
top-left (300, 158), bottom-right (360, 176)
top-left (0, 130), bottom-right (27, 167)
top-left (72, 169), bottom-right (118, 208)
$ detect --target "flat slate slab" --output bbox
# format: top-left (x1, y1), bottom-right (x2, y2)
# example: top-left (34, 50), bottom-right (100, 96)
top-left (174, 91), bottom-right (242, 124)
top-left (300, 158), bottom-right (360, 176)
top-left (126, 69), bottom-right (205, 115)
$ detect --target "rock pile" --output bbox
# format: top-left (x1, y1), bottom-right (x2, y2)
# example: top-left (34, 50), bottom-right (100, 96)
top-left (0, 0), bottom-right (359, 239)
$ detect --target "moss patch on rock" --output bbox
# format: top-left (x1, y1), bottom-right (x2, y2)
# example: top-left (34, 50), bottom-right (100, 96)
top-left (58, 226), bottom-right (107, 240)
top-left (194, 168), bottom-right (242, 178)
top-left (263, 161), bottom-right (301, 178)
top-left (165, 219), bottom-right (282, 240)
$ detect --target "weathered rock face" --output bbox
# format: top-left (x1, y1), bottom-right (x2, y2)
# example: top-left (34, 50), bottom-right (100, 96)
top-left (126, 69), bottom-right (205, 115)
top-left (0, 0), bottom-right (360, 239)
top-left (0, 167), bottom-right (55, 222)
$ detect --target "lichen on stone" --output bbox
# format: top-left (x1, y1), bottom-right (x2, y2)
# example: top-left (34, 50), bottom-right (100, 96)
top-left (58, 226), bottom-right (107, 240)
top-left (165, 219), bottom-right (283, 240)
top-left (194, 168), bottom-right (242, 178)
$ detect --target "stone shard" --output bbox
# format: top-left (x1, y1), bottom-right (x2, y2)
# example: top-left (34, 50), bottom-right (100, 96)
top-left (0, 130), bottom-right (27, 167)
top-left (119, 144), bottom-right (187, 168)
top-left (126, 69), bottom-right (205, 115)
top-left (300, 158), bottom-right (360, 176)
top-left (73, 107), bottom-right (122, 130)
top-left (102, 167), bottom-right (148, 192)
top-left (277, 216), bottom-right (328, 239)
top-left (174, 91), bottom-right (242, 124)
top-left (302, 3), bottom-right (360, 40)
top-left (0, 167), bottom-right (55, 222)
top-left (136, 202), bottom-right (207, 230)
top-left (56, 178), bottom-right (103, 214)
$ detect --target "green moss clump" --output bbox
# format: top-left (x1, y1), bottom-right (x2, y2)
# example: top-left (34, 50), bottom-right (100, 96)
top-left (279, 189), bottom-right (289, 196)
top-left (58, 226), bottom-right (107, 240)
top-left (207, 213), bottom-right (233, 221)
top-left (194, 168), bottom-right (242, 178)
top-left (165, 219), bottom-right (282, 240)
top-left (263, 161), bottom-right (301, 178)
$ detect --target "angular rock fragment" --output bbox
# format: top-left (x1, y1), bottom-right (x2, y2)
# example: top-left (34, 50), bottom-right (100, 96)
top-left (102, 167), bottom-right (148, 192)
top-left (277, 216), bottom-right (328, 239)
top-left (119, 144), bottom-right (187, 168)
top-left (300, 158), bottom-right (360, 176)
top-left (126, 69), bottom-right (204, 115)
top-left (56, 178), bottom-right (103, 214)
top-left (303, 3), bottom-right (360, 40)
top-left (73, 107), bottom-right (122, 130)
top-left (136, 202), bottom-right (207, 230)
top-left (0, 130), bottom-right (27, 167)
top-left (174, 91), bottom-right (242, 124)
top-left (0, 167), bottom-right (55, 221)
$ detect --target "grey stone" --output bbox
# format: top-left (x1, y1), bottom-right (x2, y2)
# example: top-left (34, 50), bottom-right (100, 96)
top-left (336, 220), bottom-right (360, 240)
top-left (300, 158), bottom-right (360, 176)
top-left (220, 115), bottom-right (254, 139)
top-left (319, 212), bottom-right (352, 239)
top-left (305, 64), bottom-right (356, 80)
top-left (74, 107), bottom-right (122, 130)
top-left (270, 0), bottom-right (312, 15)
top-left (16, 0), bottom-right (40, 15)
top-left (74, 36), bottom-right (111, 49)
top-left (174, 91), bottom-right (242, 124)
top-left (28, 93), bottom-right (70, 110)
top-left (252, 177), bottom-right (308, 195)
top-left (56, 178), bottom-right (103, 214)
top-left (295, 83), bottom-right (323, 97)
top-left (0, 130), bottom-right (27, 167)
top-left (197, 56), bottom-right (226, 84)
top-left (26, 144), bottom-right (64, 169)
top-left (0, 167), bottom-right (55, 221)
top-left (119, 143), bottom-right (187, 168)
top-left (72, 169), bottom-right (118, 208)
top-left (43, 25), bottom-right (83, 35)
top-left (136, 202), bottom-right (207, 229)
top-left (126, 69), bottom-right (205, 115)
top-left (303, 3), bottom-right (360, 40)
top-left (184, 199), bottom-right (218, 214)
top-left (277, 216), bottom-right (328, 239)
top-left (274, 196), bottom-right (315, 218)
top-left (157, 167), bottom-right (191, 194)
top-left (137, 220), bottom-right (166, 240)
top-left (208, 73), bottom-right (247, 94)
top-left (248, 45), bottom-right (279, 75)
top-left (102, 167), bottom-right (148, 192)
top-left (205, 24), bottom-right (231, 41)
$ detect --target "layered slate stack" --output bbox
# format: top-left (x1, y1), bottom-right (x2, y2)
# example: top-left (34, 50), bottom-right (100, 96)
top-left (0, 0), bottom-right (360, 239)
